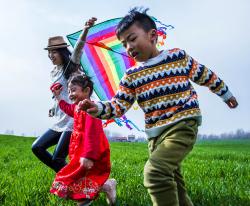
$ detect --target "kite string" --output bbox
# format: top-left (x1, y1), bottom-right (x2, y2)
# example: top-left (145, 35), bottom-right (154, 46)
top-left (52, 58), bottom-right (73, 84)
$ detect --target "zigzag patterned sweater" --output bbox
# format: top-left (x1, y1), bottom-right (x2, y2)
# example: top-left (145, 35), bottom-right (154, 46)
top-left (95, 48), bottom-right (233, 138)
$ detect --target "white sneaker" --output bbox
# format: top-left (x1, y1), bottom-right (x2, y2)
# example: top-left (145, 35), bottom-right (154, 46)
top-left (104, 178), bottom-right (117, 205)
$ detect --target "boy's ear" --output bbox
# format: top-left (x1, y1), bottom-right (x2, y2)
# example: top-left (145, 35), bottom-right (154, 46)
top-left (150, 29), bottom-right (158, 43)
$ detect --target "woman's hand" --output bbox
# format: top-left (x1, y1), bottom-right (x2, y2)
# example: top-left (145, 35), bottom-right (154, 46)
top-left (80, 17), bottom-right (97, 41)
top-left (79, 157), bottom-right (94, 170)
top-left (48, 108), bottom-right (55, 117)
top-left (84, 17), bottom-right (97, 30)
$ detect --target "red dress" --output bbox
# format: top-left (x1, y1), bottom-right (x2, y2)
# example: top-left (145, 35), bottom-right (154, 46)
top-left (50, 100), bottom-right (111, 200)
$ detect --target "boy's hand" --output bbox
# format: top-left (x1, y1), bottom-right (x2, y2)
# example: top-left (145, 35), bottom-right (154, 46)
top-left (225, 96), bottom-right (238, 108)
top-left (79, 157), bottom-right (94, 170)
top-left (78, 99), bottom-right (98, 114)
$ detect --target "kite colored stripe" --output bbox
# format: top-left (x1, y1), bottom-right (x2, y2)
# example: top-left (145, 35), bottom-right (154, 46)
top-left (85, 43), bottom-right (115, 98)
top-left (88, 25), bottom-right (117, 40)
top-left (81, 51), bottom-right (109, 100)
top-left (84, 44), bottom-right (112, 99)
top-left (95, 47), bottom-right (118, 92)
top-left (88, 30), bottom-right (116, 44)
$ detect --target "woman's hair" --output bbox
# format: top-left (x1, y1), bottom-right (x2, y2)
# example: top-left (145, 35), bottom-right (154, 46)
top-left (68, 74), bottom-right (94, 96)
top-left (56, 48), bottom-right (80, 80)
top-left (116, 7), bottom-right (156, 39)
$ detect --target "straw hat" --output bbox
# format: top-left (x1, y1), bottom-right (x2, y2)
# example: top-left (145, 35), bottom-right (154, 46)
top-left (44, 36), bottom-right (70, 50)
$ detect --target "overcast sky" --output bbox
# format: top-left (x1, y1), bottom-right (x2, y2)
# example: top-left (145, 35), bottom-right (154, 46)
top-left (0, 0), bottom-right (249, 137)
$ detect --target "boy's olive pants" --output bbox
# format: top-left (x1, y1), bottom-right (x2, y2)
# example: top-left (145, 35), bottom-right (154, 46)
top-left (144, 119), bottom-right (198, 206)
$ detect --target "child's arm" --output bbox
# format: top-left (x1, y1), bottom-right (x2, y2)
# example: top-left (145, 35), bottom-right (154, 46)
top-left (53, 88), bottom-right (75, 117)
top-left (58, 100), bottom-right (75, 117)
top-left (48, 83), bottom-right (63, 117)
top-left (71, 17), bottom-right (97, 64)
top-left (186, 52), bottom-right (238, 108)
top-left (78, 73), bottom-right (136, 118)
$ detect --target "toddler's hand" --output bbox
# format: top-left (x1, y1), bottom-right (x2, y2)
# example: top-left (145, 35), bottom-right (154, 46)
top-left (225, 96), bottom-right (238, 108)
top-left (78, 99), bottom-right (98, 114)
top-left (52, 87), bottom-right (63, 101)
top-left (80, 157), bottom-right (94, 170)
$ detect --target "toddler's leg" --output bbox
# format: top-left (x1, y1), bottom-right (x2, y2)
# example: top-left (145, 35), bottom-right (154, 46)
top-left (102, 178), bottom-right (117, 205)
top-left (144, 119), bottom-right (197, 206)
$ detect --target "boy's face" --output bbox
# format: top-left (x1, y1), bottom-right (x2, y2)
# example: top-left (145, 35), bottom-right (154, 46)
top-left (68, 83), bottom-right (90, 104)
top-left (119, 23), bottom-right (158, 62)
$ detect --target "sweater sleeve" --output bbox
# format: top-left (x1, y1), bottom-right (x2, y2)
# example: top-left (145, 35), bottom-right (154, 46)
top-left (94, 73), bottom-right (136, 119)
top-left (58, 100), bottom-right (75, 117)
top-left (81, 114), bottom-right (103, 160)
top-left (186, 51), bottom-right (233, 101)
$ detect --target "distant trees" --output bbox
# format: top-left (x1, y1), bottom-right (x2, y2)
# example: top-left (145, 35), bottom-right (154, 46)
top-left (105, 128), bottom-right (250, 141)
top-left (2, 128), bottom-right (250, 140)
top-left (4, 129), bottom-right (14, 135)
top-left (198, 129), bottom-right (250, 140)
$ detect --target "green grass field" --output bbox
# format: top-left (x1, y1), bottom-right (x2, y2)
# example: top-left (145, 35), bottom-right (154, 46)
top-left (0, 135), bottom-right (249, 206)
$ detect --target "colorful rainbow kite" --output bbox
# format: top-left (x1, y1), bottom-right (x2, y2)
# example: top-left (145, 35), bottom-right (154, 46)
top-left (67, 17), bottom-right (173, 130)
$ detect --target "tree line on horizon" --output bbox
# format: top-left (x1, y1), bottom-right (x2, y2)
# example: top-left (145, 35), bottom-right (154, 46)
top-left (198, 129), bottom-right (250, 140)
top-left (2, 128), bottom-right (250, 140)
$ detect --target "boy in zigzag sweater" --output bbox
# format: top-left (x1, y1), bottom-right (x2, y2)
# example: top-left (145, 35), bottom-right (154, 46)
top-left (78, 8), bottom-right (238, 206)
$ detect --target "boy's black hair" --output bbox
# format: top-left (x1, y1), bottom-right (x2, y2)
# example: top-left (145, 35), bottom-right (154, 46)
top-left (68, 74), bottom-right (94, 96)
top-left (57, 47), bottom-right (80, 80)
top-left (116, 7), bottom-right (157, 39)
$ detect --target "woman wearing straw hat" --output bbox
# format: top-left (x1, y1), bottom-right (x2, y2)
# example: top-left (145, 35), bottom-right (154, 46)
top-left (31, 18), bottom-right (96, 173)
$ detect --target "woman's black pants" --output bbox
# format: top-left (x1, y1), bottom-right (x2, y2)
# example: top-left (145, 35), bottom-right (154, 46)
top-left (31, 129), bottom-right (71, 172)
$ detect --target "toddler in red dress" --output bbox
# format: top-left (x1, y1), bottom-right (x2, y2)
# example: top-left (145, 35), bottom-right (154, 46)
top-left (50, 74), bottom-right (116, 206)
